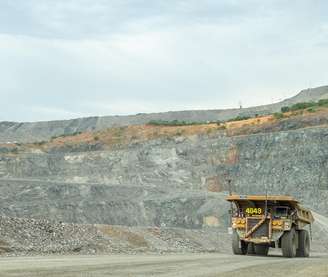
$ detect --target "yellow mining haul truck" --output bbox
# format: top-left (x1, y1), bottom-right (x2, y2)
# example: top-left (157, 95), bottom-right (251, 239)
top-left (226, 195), bottom-right (314, 258)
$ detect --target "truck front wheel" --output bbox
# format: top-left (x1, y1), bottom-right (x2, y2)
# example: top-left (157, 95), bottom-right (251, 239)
top-left (232, 230), bottom-right (247, 255)
top-left (281, 227), bottom-right (297, 258)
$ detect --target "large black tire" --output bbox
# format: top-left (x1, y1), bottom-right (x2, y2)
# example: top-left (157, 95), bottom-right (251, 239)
top-left (232, 230), bottom-right (247, 255)
top-left (247, 243), bottom-right (256, 255)
top-left (281, 227), bottom-right (297, 258)
top-left (254, 244), bottom-right (269, 256)
top-left (296, 230), bottom-right (310, 257)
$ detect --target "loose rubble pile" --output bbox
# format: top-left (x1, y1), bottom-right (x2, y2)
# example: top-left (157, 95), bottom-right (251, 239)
top-left (0, 213), bottom-right (327, 256)
top-left (0, 215), bottom-right (230, 256)
top-left (0, 216), bottom-right (110, 255)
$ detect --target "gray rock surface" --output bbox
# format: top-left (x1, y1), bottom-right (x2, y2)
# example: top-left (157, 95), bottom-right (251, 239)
top-left (1, 86), bottom-right (327, 143)
top-left (0, 86), bottom-right (328, 256)
top-left (0, 215), bottom-right (230, 256)
top-left (0, 124), bottom-right (327, 228)
top-left (0, 179), bottom-right (228, 228)
top-left (0, 211), bottom-right (327, 256)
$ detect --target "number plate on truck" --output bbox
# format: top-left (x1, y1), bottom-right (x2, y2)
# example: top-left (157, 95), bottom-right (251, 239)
top-left (245, 208), bottom-right (262, 215)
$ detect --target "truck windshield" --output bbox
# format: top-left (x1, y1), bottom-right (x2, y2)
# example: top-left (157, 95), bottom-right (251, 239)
top-left (274, 206), bottom-right (289, 218)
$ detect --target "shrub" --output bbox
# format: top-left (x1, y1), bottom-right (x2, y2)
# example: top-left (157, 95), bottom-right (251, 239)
top-left (280, 99), bottom-right (327, 114)
top-left (148, 120), bottom-right (201, 126)
top-left (318, 99), bottom-right (328, 106)
top-left (307, 107), bottom-right (316, 113)
top-left (273, 112), bottom-right (284, 119)
top-left (290, 102), bottom-right (316, 111)
top-left (227, 115), bottom-right (250, 122)
top-left (51, 131), bottom-right (82, 140)
top-left (281, 106), bottom-right (290, 113)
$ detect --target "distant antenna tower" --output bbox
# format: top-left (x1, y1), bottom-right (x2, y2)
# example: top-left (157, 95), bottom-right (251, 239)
top-left (238, 101), bottom-right (242, 109)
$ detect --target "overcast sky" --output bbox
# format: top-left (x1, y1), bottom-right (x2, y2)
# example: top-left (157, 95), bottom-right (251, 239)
top-left (0, 0), bottom-right (327, 122)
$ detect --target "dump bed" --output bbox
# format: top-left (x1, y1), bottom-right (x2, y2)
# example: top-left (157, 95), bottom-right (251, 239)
top-left (226, 194), bottom-right (314, 224)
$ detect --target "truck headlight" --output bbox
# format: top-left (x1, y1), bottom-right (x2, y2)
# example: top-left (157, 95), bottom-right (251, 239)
top-left (284, 221), bottom-right (290, 229)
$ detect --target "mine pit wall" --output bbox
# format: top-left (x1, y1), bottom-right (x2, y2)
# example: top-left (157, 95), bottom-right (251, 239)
top-left (0, 126), bottom-right (327, 228)
top-left (0, 179), bottom-right (229, 228)
top-left (232, 127), bottom-right (328, 213)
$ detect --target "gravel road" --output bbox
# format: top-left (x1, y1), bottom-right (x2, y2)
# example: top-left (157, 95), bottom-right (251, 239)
top-left (0, 252), bottom-right (327, 277)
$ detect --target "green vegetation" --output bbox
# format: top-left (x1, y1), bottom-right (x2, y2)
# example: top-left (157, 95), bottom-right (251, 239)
top-left (273, 112), bottom-right (284, 119)
top-left (51, 131), bottom-right (82, 140)
top-left (148, 120), bottom-right (204, 126)
top-left (281, 99), bottom-right (328, 113)
top-left (147, 119), bottom-right (227, 127)
top-left (281, 106), bottom-right (290, 113)
top-left (290, 102), bottom-right (316, 111)
top-left (150, 99), bottom-right (328, 128)
top-left (226, 115), bottom-right (251, 122)
top-left (318, 99), bottom-right (328, 106)
top-left (307, 107), bottom-right (316, 113)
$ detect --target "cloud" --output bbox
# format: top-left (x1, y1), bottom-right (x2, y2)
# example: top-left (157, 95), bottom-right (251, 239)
top-left (0, 1), bottom-right (327, 121)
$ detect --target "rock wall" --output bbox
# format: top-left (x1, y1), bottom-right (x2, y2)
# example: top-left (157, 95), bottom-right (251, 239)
top-left (0, 179), bottom-right (228, 228)
top-left (0, 124), bottom-right (327, 227)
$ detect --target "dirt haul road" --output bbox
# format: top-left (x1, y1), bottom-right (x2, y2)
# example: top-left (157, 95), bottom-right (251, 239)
top-left (0, 253), bottom-right (327, 277)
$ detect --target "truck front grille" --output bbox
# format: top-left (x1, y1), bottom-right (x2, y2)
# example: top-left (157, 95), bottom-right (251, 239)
top-left (247, 217), bottom-right (269, 238)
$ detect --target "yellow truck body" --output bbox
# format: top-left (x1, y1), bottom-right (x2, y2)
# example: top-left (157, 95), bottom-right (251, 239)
top-left (226, 195), bottom-right (314, 257)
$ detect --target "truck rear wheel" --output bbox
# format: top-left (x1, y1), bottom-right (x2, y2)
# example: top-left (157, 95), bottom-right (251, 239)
top-left (296, 230), bottom-right (310, 257)
top-left (254, 244), bottom-right (269, 256)
top-left (281, 227), bottom-right (297, 258)
top-left (232, 230), bottom-right (247, 255)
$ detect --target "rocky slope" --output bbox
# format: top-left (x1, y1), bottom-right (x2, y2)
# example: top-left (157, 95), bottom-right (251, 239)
top-left (1, 211), bottom-right (328, 256)
top-left (0, 215), bottom-right (230, 256)
top-left (1, 85), bottom-right (327, 143)
top-left (0, 110), bottom-right (327, 229)
top-left (0, 89), bottom-right (328, 256)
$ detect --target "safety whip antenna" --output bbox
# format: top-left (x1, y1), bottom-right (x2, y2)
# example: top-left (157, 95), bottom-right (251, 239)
top-left (265, 183), bottom-right (268, 218)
